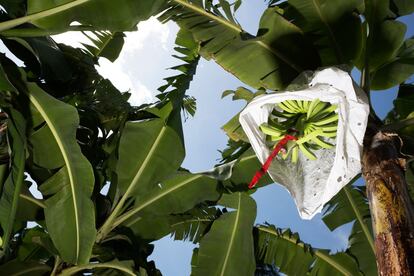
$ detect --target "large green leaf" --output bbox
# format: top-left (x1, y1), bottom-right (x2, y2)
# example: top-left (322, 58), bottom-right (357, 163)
top-left (348, 219), bottom-right (377, 276)
top-left (192, 192), bottom-right (257, 276)
top-left (26, 81), bottom-right (96, 265)
top-left (2, 36), bottom-right (73, 83)
top-left (0, 0), bottom-right (166, 32)
top-left (169, 206), bottom-right (222, 243)
top-left (322, 184), bottom-right (377, 275)
top-left (390, 0), bottom-right (414, 16)
top-left (130, 205), bottom-right (221, 243)
top-left (82, 31), bottom-right (125, 62)
top-left (384, 84), bottom-right (414, 199)
top-left (157, 28), bottom-right (200, 115)
top-left (255, 225), bottom-right (363, 276)
top-left (371, 37), bottom-right (414, 89)
top-left (28, 106), bottom-right (64, 169)
top-left (363, 0), bottom-right (391, 26)
top-left (0, 260), bottom-right (51, 275)
top-left (310, 251), bottom-right (363, 276)
top-left (163, 1), bottom-right (320, 90)
top-left (221, 87), bottom-right (264, 143)
top-left (17, 227), bottom-right (56, 262)
top-left (392, 84), bottom-right (414, 119)
top-left (0, 109), bottom-right (26, 254)
top-left (96, 105), bottom-right (186, 242)
top-left (60, 259), bottom-right (136, 276)
top-left (118, 172), bottom-right (221, 233)
top-left (367, 20), bottom-right (406, 72)
top-left (286, 0), bottom-right (363, 65)
top-left (213, 148), bottom-right (273, 190)
top-left (360, 0), bottom-right (409, 90)
top-left (15, 184), bottom-right (44, 224)
top-left (323, 185), bottom-right (370, 231)
top-left (65, 78), bottom-right (131, 133)
top-left (254, 225), bottom-right (313, 276)
top-left (116, 118), bottom-right (185, 196)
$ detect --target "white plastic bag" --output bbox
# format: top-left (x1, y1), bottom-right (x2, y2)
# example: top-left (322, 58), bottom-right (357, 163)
top-left (239, 67), bottom-right (369, 219)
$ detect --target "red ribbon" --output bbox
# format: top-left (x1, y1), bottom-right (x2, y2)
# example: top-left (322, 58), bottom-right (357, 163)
top-left (248, 135), bottom-right (298, 189)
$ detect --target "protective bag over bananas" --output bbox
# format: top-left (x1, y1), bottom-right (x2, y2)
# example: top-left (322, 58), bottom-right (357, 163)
top-left (239, 68), bottom-right (369, 219)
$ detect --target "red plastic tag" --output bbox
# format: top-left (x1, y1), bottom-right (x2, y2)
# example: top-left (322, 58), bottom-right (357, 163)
top-left (248, 135), bottom-right (298, 189)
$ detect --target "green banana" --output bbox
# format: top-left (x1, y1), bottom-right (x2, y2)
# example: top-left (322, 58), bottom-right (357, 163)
top-left (278, 101), bottom-right (296, 113)
top-left (322, 131), bottom-right (337, 138)
top-left (272, 109), bottom-right (296, 118)
top-left (260, 124), bottom-right (284, 137)
top-left (259, 98), bottom-right (339, 163)
top-left (292, 100), bottom-right (304, 112)
top-left (268, 119), bottom-right (289, 131)
top-left (311, 136), bottom-right (334, 149)
top-left (282, 100), bottom-right (300, 113)
top-left (298, 143), bottom-right (317, 160)
top-left (309, 104), bottom-right (338, 122)
top-left (291, 146), bottom-right (299, 163)
top-left (303, 100), bottom-right (310, 111)
top-left (309, 101), bottom-right (328, 119)
top-left (306, 99), bottom-right (320, 120)
top-left (296, 129), bottom-right (324, 145)
top-left (313, 113), bottom-right (338, 126)
top-left (319, 123), bottom-right (338, 132)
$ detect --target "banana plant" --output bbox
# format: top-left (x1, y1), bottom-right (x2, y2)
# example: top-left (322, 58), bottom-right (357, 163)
top-left (161, 0), bottom-right (320, 90)
top-left (0, 0), bottom-right (413, 275)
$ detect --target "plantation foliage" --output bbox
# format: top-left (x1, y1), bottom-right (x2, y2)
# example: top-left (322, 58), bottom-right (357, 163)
top-left (0, 0), bottom-right (413, 275)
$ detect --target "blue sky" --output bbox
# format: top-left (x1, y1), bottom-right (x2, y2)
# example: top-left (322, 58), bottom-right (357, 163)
top-left (0, 2), bottom-right (413, 275)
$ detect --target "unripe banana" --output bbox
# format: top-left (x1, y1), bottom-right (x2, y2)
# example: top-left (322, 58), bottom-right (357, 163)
top-left (260, 124), bottom-right (283, 137)
top-left (278, 102), bottom-right (296, 113)
top-left (313, 113), bottom-right (338, 126)
top-left (298, 143), bottom-right (317, 160)
top-left (281, 101), bottom-right (300, 113)
top-left (306, 99), bottom-right (320, 120)
top-left (310, 104), bottom-right (338, 122)
top-left (311, 136), bottom-right (334, 149)
top-left (260, 99), bottom-right (338, 163)
top-left (291, 146), bottom-right (299, 163)
top-left (309, 102), bottom-right (327, 119)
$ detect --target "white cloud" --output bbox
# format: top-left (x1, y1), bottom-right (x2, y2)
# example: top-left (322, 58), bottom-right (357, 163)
top-left (96, 58), bottom-right (132, 92)
top-left (52, 30), bottom-right (91, 49)
top-left (123, 17), bottom-right (170, 53)
top-left (52, 16), bottom-right (176, 106)
top-left (96, 58), bottom-right (155, 105)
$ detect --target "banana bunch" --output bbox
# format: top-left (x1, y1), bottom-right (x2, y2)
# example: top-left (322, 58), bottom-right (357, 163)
top-left (260, 99), bottom-right (338, 163)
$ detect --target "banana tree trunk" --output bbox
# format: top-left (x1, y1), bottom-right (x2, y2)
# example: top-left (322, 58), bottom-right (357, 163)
top-left (362, 131), bottom-right (414, 275)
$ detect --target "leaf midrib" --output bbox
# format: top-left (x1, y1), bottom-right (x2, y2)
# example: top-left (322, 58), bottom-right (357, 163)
top-left (0, 0), bottom-right (303, 73)
top-left (220, 193), bottom-right (241, 276)
top-left (60, 262), bottom-right (135, 276)
top-left (0, 0), bottom-right (90, 32)
top-left (97, 124), bottom-right (169, 241)
top-left (28, 93), bottom-right (81, 261)
top-left (93, 31), bottom-right (115, 58)
top-left (2, 119), bottom-right (25, 252)
top-left (258, 226), bottom-right (354, 276)
top-left (311, 0), bottom-right (344, 63)
top-left (172, 0), bottom-right (302, 73)
top-left (170, 218), bottom-right (213, 228)
top-left (343, 186), bottom-right (375, 252)
top-left (12, 265), bottom-right (50, 276)
top-left (118, 174), bottom-right (203, 227)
